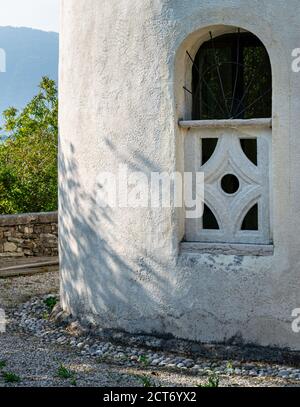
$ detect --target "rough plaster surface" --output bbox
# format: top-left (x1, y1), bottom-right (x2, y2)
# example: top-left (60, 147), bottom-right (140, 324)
top-left (59, 0), bottom-right (300, 349)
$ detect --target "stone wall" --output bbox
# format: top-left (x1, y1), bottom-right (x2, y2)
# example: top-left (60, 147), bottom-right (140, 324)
top-left (0, 212), bottom-right (58, 258)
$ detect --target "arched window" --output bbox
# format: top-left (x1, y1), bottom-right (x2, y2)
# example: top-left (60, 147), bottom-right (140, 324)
top-left (181, 28), bottom-right (273, 252)
top-left (192, 31), bottom-right (272, 120)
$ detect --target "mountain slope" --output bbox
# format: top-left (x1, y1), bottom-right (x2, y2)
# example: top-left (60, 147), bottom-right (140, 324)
top-left (0, 26), bottom-right (58, 122)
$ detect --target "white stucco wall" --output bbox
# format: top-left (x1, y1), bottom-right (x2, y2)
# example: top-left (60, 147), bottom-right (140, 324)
top-left (59, 0), bottom-right (300, 349)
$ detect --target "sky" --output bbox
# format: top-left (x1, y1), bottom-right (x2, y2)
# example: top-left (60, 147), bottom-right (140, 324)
top-left (0, 0), bottom-right (59, 32)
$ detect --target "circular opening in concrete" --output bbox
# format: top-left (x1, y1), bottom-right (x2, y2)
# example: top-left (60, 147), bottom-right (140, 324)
top-left (221, 174), bottom-right (240, 194)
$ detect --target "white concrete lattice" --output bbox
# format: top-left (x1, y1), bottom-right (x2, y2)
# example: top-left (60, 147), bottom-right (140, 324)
top-left (183, 120), bottom-right (271, 244)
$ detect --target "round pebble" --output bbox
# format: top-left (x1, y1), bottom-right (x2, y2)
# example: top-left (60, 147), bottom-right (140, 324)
top-left (9, 295), bottom-right (300, 383)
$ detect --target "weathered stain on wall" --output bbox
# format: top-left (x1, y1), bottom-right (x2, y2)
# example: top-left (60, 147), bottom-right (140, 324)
top-left (0, 212), bottom-right (58, 258)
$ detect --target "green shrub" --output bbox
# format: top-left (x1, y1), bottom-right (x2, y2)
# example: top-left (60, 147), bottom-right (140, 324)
top-left (0, 77), bottom-right (58, 214)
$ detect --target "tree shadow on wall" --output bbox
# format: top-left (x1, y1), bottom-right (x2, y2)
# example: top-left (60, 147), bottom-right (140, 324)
top-left (59, 140), bottom-right (180, 337)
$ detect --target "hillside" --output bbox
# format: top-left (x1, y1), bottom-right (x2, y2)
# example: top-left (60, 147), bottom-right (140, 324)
top-left (0, 26), bottom-right (58, 124)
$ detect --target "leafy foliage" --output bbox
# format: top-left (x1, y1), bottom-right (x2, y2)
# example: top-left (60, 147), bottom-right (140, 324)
top-left (0, 360), bottom-right (6, 369)
top-left (138, 375), bottom-right (155, 387)
top-left (197, 372), bottom-right (220, 388)
top-left (43, 296), bottom-right (58, 311)
top-left (57, 365), bottom-right (74, 380)
top-left (0, 77), bottom-right (58, 214)
top-left (2, 371), bottom-right (21, 383)
top-left (138, 355), bottom-right (150, 366)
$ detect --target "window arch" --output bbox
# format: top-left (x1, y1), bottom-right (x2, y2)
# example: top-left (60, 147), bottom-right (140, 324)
top-left (191, 31), bottom-right (272, 120)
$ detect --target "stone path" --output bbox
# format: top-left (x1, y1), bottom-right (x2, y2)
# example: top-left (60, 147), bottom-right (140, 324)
top-left (0, 256), bottom-right (57, 268)
top-left (0, 256), bottom-right (58, 278)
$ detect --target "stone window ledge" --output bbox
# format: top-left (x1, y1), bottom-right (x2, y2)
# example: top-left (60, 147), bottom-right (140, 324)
top-left (179, 118), bottom-right (272, 130)
top-left (180, 242), bottom-right (274, 256)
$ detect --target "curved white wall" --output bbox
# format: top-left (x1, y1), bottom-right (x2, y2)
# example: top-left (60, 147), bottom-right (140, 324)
top-left (59, 0), bottom-right (300, 349)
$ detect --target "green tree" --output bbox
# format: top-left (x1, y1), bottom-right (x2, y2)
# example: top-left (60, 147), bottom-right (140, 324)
top-left (0, 77), bottom-right (58, 214)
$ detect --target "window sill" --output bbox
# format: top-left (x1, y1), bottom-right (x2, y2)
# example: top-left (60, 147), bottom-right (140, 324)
top-left (180, 242), bottom-right (274, 256)
top-left (179, 118), bottom-right (272, 129)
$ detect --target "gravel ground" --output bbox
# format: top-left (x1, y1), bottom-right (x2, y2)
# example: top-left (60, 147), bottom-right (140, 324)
top-left (0, 330), bottom-right (297, 387)
top-left (0, 270), bottom-right (59, 308)
top-left (0, 271), bottom-right (300, 387)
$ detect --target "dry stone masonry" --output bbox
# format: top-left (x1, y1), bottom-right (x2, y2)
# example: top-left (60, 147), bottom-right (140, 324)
top-left (0, 212), bottom-right (58, 259)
